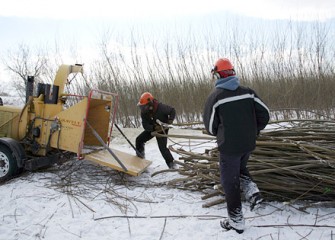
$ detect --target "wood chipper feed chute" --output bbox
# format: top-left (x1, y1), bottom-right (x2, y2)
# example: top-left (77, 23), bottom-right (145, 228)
top-left (75, 90), bottom-right (151, 176)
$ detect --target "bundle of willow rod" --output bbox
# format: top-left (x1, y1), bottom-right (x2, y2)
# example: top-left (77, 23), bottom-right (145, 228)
top-left (158, 119), bottom-right (335, 206)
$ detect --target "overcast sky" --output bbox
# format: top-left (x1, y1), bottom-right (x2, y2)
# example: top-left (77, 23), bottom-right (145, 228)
top-left (1, 0), bottom-right (334, 48)
top-left (1, 0), bottom-right (334, 20)
top-left (0, 0), bottom-right (334, 86)
top-left (1, 0), bottom-right (334, 49)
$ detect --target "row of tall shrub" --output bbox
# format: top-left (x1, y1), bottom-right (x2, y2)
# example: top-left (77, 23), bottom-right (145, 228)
top-left (2, 19), bottom-right (335, 126)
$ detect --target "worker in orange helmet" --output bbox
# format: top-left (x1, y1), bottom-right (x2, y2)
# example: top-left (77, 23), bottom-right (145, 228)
top-left (203, 58), bottom-right (270, 234)
top-left (136, 92), bottom-right (177, 169)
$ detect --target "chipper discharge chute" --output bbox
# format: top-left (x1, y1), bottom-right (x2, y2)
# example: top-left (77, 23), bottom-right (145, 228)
top-left (0, 64), bottom-right (151, 182)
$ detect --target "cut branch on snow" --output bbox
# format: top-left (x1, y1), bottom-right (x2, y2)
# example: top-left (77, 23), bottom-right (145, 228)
top-left (153, 119), bottom-right (335, 208)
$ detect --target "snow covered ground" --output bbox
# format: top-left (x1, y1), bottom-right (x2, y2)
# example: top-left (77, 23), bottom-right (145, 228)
top-left (1, 127), bottom-right (334, 240)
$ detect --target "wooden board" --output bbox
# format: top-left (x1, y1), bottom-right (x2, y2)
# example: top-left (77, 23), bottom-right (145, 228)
top-left (84, 148), bottom-right (152, 176)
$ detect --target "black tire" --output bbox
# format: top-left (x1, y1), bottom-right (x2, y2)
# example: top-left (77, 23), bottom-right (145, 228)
top-left (0, 144), bottom-right (19, 182)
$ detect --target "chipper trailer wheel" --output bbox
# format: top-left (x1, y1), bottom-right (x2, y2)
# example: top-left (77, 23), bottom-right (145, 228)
top-left (0, 144), bottom-right (19, 182)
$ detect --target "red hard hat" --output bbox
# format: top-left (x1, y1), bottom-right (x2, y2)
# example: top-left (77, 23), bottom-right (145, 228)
top-left (213, 58), bottom-right (234, 72)
top-left (138, 92), bottom-right (154, 106)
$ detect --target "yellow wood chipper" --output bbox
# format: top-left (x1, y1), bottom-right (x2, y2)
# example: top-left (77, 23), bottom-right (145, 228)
top-left (0, 64), bottom-right (151, 182)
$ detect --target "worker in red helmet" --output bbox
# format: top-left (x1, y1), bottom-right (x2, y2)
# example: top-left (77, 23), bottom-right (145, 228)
top-left (203, 58), bottom-right (270, 234)
top-left (136, 92), bottom-right (177, 169)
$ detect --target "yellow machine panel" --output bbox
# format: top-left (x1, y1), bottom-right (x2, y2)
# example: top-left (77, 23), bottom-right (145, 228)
top-left (83, 98), bottom-right (111, 146)
top-left (49, 98), bottom-right (88, 153)
top-left (0, 106), bottom-right (21, 139)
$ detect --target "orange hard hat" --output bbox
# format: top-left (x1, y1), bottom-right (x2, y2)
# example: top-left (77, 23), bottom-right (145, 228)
top-left (138, 92), bottom-right (154, 106)
top-left (213, 58), bottom-right (234, 72)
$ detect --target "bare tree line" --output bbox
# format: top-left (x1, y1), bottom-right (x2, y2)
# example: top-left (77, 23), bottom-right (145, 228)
top-left (1, 20), bottom-right (334, 126)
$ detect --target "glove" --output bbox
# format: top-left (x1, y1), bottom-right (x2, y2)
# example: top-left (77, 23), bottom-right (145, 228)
top-left (154, 124), bottom-right (162, 131)
top-left (167, 119), bottom-right (173, 125)
top-left (154, 124), bottom-right (168, 132)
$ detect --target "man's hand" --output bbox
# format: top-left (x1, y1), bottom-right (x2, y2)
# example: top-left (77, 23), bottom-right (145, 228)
top-left (154, 124), bottom-right (168, 132)
top-left (154, 124), bottom-right (162, 131)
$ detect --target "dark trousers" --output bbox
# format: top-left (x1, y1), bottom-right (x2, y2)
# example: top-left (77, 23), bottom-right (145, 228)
top-left (135, 130), bottom-right (174, 166)
top-left (219, 151), bottom-right (253, 225)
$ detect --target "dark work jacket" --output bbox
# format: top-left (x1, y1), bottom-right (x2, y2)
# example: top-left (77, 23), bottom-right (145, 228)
top-left (141, 101), bottom-right (176, 132)
top-left (203, 85), bottom-right (270, 154)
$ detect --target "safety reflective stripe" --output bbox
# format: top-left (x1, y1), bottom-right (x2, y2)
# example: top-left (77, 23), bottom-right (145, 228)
top-left (254, 97), bottom-right (270, 112)
top-left (209, 93), bottom-right (267, 135)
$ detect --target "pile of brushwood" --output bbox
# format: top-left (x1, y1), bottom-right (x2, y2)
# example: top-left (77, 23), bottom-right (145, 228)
top-left (153, 119), bottom-right (335, 208)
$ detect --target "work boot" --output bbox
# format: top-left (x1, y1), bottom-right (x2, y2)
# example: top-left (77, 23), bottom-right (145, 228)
top-left (167, 161), bottom-right (177, 169)
top-left (249, 192), bottom-right (264, 211)
top-left (220, 220), bottom-right (244, 234)
top-left (136, 151), bottom-right (145, 159)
